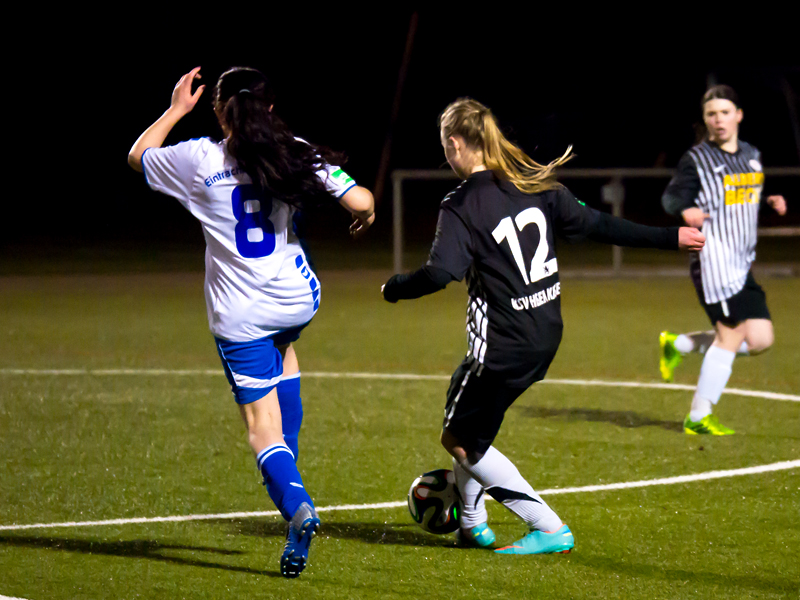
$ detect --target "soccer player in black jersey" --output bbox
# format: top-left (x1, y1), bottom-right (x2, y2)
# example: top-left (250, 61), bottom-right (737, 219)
top-left (659, 85), bottom-right (787, 435)
top-left (382, 98), bottom-right (705, 554)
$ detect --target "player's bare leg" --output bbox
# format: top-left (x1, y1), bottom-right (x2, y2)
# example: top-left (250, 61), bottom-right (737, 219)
top-left (674, 330), bottom-right (717, 355)
top-left (280, 343), bottom-right (300, 375)
top-left (240, 389), bottom-right (285, 454)
top-left (241, 349), bottom-right (318, 577)
top-left (661, 327), bottom-right (752, 382)
top-left (741, 318), bottom-right (774, 355)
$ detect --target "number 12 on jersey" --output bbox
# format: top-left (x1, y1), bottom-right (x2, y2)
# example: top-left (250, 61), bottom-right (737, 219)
top-left (492, 207), bottom-right (558, 285)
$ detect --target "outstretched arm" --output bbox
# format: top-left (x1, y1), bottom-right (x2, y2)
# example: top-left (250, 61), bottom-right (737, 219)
top-left (382, 265), bottom-right (453, 302)
top-left (588, 210), bottom-right (705, 251)
top-left (128, 67), bottom-right (205, 172)
top-left (553, 188), bottom-right (704, 251)
top-left (382, 204), bottom-right (469, 303)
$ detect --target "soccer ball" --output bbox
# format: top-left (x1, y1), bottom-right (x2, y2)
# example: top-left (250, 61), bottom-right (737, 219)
top-left (407, 468), bottom-right (461, 534)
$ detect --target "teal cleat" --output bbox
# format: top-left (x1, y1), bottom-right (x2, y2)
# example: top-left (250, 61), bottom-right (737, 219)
top-left (495, 524), bottom-right (574, 555)
top-left (456, 523), bottom-right (496, 548)
top-left (281, 502), bottom-right (320, 578)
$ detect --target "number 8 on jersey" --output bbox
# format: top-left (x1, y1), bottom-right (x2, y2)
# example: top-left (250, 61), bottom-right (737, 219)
top-left (232, 184), bottom-right (277, 258)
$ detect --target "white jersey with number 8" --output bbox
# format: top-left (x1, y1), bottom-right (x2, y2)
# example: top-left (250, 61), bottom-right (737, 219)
top-left (142, 137), bottom-right (356, 342)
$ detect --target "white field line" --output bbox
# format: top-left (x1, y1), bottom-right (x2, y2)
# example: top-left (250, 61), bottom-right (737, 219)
top-left (1, 596), bottom-right (32, 600)
top-left (1, 369), bottom-right (798, 402)
top-left (1, 459), bottom-right (798, 533)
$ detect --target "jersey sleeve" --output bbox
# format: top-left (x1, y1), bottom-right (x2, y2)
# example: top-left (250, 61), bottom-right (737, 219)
top-left (142, 139), bottom-right (207, 201)
top-left (382, 265), bottom-right (453, 303)
top-left (661, 152), bottom-right (700, 216)
top-left (315, 163), bottom-right (357, 198)
top-left (425, 203), bottom-right (473, 281)
top-left (550, 186), bottom-right (597, 242)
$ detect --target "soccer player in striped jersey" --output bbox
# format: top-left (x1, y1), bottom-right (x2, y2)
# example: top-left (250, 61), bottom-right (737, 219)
top-left (128, 67), bottom-right (374, 577)
top-left (382, 98), bottom-right (704, 555)
top-left (660, 85), bottom-right (787, 435)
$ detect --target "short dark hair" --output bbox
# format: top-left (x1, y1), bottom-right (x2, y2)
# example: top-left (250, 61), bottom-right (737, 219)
top-left (702, 85), bottom-right (740, 109)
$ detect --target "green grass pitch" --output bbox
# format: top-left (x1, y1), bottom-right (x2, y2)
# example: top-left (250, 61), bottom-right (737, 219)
top-left (1, 271), bottom-right (798, 599)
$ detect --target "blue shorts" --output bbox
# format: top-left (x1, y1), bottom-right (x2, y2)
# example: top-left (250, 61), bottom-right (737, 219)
top-left (215, 322), bottom-right (309, 405)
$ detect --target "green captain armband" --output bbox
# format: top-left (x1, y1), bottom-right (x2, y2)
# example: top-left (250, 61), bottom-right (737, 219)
top-left (331, 168), bottom-right (354, 186)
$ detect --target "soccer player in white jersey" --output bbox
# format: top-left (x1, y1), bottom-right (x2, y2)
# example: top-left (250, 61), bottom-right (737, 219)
top-left (127, 66), bottom-right (374, 577)
top-left (660, 85), bottom-right (788, 434)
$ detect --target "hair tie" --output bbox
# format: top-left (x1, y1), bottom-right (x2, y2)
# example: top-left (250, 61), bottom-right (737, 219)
top-left (238, 88), bottom-right (251, 95)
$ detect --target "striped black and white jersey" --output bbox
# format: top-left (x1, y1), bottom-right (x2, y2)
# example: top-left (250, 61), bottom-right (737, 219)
top-left (662, 140), bottom-right (764, 304)
top-left (384, 170), bottom-right (678, 388)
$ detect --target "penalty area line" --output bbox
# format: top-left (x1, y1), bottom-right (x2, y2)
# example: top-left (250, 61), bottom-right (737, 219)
top-left (1, 459), bottom-right (798, 532)
top-left (0, 369), bottom-right (798, 402)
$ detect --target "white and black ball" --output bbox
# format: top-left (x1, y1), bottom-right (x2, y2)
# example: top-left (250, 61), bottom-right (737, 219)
top-left (407, 468), bottom-right (460, 534)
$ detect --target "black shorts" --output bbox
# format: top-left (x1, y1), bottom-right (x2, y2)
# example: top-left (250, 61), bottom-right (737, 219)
top-left (691, 264), bottom-right (771, 327)
top-left (443, 361), bottom-right (527, 456)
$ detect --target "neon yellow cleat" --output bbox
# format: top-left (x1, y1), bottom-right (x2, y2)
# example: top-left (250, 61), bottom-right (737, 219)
top-left (659, 331), bottom-right (683, 382)
top-left (683, 413), bottom-right (735, 435)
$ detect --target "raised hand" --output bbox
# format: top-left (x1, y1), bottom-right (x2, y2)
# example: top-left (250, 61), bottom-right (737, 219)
top-left (170, 67), bottom-right (205, 116)
top-left (349, 213), bottom-right (375, 239)
top-left (128, 66), bottom-right (206, 172)
top-left (678, 227), bottom-right (705, 251)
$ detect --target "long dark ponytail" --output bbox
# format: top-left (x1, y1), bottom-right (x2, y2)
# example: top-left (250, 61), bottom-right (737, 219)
top-left (214, 67), bottom-right (345, 209)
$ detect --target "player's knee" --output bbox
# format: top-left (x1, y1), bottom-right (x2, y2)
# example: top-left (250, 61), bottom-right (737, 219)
top-left (465, 449), bottom-right (485, 466)
top-left (440, 428), bottom-right (454, 452)
top-left (245, 410), bottom-right (284, 452)
top-left (440, 428), bottom-right (469, 462)
top-left (746, 332), bottom-right (773, 354)
top-left (745, 321), bottom-right (775, 354)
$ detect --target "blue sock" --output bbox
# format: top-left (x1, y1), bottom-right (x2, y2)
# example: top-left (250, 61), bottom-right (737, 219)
top-left (257, 443), bottom-right (313, 521)
top-left (277, 375), bottom-right (303, 460)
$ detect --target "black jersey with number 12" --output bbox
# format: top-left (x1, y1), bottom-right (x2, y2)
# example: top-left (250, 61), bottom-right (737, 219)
top-left (424, 170), bottom-right (676, 388)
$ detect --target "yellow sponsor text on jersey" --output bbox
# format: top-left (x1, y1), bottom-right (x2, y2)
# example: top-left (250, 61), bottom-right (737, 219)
top-left (724, 171), bottom-right (763, 206)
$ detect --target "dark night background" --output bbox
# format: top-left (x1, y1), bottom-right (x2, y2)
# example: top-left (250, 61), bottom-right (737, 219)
top-left (4, 12), bottom-right (798, 272)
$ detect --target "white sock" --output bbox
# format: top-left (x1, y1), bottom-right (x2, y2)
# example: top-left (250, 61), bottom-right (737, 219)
top-left (674, 334), bottom-right (694, 354)
top-left (461, 446), bottom-right (562, 532)
top-left (691, 345), bottom-right (735, 418)
top-left (452, 458), bottom-right (487, 530)
top-left (689, 397), bottom-right (713, 422)
top-left (675, 332), bottom-right (748, 357)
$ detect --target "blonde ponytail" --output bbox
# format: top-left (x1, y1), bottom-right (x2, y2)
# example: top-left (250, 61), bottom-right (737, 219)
top-left (439, 98), bottom-right (573, 194)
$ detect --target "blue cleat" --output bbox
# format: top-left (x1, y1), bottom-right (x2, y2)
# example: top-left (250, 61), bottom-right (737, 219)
top-left (281, 502), bottom-right (320, 578)
top-left (455, 523), bottom-right (496, 548)
top-left (495, 524), bottom-right (574, 555)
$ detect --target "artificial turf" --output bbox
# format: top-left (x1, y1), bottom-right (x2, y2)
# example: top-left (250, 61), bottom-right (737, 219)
top-left (1, 270), bottom-right (798, 599)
